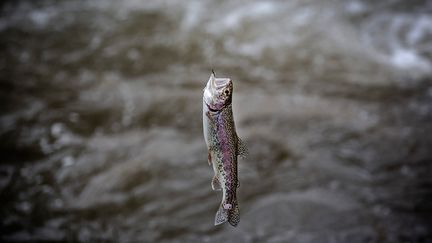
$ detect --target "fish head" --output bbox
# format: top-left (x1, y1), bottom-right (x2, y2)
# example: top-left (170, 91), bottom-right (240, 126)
top-left (203, 72), bottom-right (233, 111)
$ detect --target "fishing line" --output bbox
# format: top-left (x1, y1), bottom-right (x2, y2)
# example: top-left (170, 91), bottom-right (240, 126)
top-left (204, 32), bottom-right (216, 74)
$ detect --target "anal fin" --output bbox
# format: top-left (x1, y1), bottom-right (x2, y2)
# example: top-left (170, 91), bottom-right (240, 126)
top-left (215, 204), bottom-right (229, 226)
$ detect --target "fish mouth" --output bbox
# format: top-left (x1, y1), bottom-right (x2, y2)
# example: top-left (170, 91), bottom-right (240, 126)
top-left (207, 73), bottom-right (231, 92)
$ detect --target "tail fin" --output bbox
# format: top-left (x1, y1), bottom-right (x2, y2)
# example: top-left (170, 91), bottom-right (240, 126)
top-left (214, 203), bottom-right (229, 225)
top-left (228, 200), bottom-right (240, 227)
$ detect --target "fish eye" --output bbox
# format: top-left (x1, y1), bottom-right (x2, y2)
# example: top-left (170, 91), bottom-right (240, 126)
top-left (224, 90), bottom-right (230, 95)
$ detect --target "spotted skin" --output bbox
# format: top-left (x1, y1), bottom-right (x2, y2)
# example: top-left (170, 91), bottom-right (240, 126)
top-left (203, 73), bottom-right (245, 227)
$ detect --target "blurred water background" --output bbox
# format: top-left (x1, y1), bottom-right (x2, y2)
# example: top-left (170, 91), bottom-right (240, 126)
top-left (1, 0), bottom-right (432, 242)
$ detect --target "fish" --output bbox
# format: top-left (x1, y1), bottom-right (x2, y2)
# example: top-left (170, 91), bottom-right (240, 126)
top-left (202, 71), bottom-right (248, 227)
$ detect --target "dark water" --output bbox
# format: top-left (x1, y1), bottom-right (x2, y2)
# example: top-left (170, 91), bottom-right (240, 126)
top-left (1, 0), bottom-right (432, 242)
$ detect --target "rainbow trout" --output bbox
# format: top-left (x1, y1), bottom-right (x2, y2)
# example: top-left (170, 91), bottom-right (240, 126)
top-left (202, 71), bottom-right (247, 227)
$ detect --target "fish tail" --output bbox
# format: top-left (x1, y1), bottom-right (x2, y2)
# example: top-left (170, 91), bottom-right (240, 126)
top-left (228, 199), bottom-right (240, 227)
top-left (214, 203), bottom-right (229, 226)
top-left (214, 198), bottom-right (240, 226)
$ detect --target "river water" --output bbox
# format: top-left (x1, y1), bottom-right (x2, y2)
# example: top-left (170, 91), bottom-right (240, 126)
top-left (1, 0), bottom-right (432, 242)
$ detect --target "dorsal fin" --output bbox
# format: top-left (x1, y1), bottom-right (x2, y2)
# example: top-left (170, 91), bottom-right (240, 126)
top-left (237, 136), bottom-right (248, 158)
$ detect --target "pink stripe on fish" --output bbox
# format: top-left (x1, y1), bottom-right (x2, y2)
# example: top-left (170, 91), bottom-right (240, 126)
top-left (217, 115), bottom-right (234, 185)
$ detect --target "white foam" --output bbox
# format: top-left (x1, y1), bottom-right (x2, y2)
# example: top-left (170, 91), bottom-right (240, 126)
top-left (221, 2), bottom-right (278, 30)
top-left (362, 12), bottom-right (432, 76)
top-left (390, 49), bottom-right (430, 70)
top-left (407, 15), bottom-right (432, 48)
top-left (345, 1), bottom-right (366, 15)
top-left (180, 1), bottom-right (203, 30)
top-left (30, 10), bottom-right (50, 26)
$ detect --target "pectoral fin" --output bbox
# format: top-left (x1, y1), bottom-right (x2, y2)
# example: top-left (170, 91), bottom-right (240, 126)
top-left (212, 175), bottom-right (221, 191)
top-left (207, 151), bottom-right (212, 165)
top-left (237, 136), bottom-right (248, 158)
